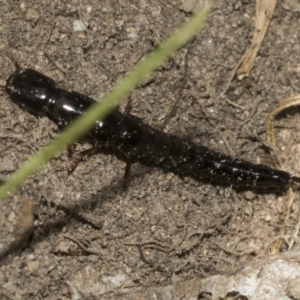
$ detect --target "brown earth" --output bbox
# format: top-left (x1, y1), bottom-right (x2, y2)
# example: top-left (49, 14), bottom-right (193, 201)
top-left (1, 1), bottom-right (300, 299)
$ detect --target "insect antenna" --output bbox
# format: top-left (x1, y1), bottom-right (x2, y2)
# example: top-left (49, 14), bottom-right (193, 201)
top-left (0, 54), bottom-right (19, 94)
top-left (4, 52), bottom-right (21, 70)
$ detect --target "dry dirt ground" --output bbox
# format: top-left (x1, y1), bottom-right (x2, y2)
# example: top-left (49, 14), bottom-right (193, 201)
top-left (1, 0), bottom-right (300, 299)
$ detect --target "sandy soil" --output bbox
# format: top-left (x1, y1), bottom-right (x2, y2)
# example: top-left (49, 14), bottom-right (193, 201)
top-left (1, 1), bottom-right (300, 299)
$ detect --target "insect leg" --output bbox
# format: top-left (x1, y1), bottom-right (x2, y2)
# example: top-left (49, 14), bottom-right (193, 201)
top-left (5, 53), bottom-right (21, 71)
top-left (121, 94), bottom-right (133, 188)
top-left (68, 146), bottom-right (99, 175)
top-left (0, 55), bottom-right (21, 92)
top-left (122, 162), bottom-right (132, 189)
top-left (124, 94), bottom-right (133, 114)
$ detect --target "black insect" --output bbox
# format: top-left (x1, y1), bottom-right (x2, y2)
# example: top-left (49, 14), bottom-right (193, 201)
top-left (4, 62), bottom-right (300, 188)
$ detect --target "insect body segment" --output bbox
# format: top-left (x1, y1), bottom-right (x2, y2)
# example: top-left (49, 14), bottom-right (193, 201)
top-left (5, 67), bottom-right (300, 188)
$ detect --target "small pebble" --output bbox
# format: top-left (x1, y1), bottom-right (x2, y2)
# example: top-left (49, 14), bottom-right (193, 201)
top-left (73, 19), bottom-right (87, 32)
top-left (8, 211), bottom-right (16, 222)
top-left (264, 214), bottom-right (271, 222)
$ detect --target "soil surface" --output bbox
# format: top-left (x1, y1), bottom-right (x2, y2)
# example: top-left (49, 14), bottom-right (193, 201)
top-left (1, 0), bottom-right (300, 299)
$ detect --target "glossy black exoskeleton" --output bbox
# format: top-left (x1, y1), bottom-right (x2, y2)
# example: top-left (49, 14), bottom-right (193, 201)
top-left (5, 65), bottom-right (300, 188)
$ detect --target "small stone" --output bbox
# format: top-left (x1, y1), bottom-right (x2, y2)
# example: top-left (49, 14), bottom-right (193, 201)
top-left (27, 260), bottom-right (39, 274)
top-left (8, 211), bottom-right (16, 222)
top-left (54, 241), bottom-right (70, 254)
top-left (0, 195), bottom-right (35, 257)
top-left (244, 205), bottom-right (253, 217)
top-left (244, 191), bottom-right (256, 200)
top-left (264, 214), bottom-right (271, 222)
top-left (181, 0), bottom-right (206, 13)
top-left (73, 19), bottom-right (87, 32)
